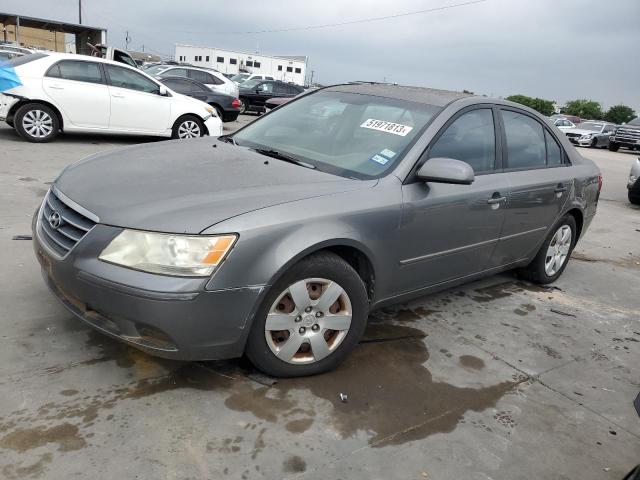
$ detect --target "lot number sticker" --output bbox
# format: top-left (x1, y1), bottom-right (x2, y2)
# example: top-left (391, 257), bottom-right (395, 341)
top-left (360, 119), bottom-right (413, 137)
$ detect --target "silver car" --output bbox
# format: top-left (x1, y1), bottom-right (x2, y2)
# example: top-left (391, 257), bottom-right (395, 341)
top-left (33, 84), bottom-right (601, 377)
top-left (564, 121), bottom-right (617, 148)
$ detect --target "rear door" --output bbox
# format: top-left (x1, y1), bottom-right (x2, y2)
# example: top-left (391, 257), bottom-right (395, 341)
top-left (252, 82), bottom-right (274, 109)
top-left (494, 108), bottom-right (573, 265)
top-left (397, 106), bottom-right (509, 292)
top-left (42, 59), bottom-right (110, 129)
top-left (104, 64), bottom-right (171, 134)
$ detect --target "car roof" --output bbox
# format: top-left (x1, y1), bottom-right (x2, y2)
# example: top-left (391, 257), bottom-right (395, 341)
top-left (323, 83), bottom-right (471, 107)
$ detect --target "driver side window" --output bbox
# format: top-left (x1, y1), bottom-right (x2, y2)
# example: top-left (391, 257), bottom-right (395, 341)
top-left (428, 109), bottom-right (496, 173)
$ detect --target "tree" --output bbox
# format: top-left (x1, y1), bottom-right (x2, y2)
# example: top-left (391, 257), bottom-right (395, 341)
top-left (506, 95), bottom-right (555, 116)
top-left (604, 105), bottom-right (636, 124)
top-left (563, 99), bottom-right (603, 120)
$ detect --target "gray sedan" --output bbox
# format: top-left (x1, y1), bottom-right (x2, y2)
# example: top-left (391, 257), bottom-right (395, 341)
top-left (33, 83), bottom-right (601, 377)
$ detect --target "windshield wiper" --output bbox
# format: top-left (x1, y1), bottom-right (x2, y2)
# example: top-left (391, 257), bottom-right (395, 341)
top-left (219, 135), bottom-right (236, 145)
top-left (252, 148), bottom-right (316, 169)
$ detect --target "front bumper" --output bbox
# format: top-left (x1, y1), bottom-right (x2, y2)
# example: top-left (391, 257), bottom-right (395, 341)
top-left (32, 210), bottom-right (264, 361)
top-left (567, 136), bottom-right (593, 146)
top-left (0, 93), bottom-right (19, 121)
top-left (204, 115), bottom-right (224, 137)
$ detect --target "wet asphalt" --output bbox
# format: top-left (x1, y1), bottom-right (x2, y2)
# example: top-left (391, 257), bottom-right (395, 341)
top-left (0, 118), bottom-right (638, 479)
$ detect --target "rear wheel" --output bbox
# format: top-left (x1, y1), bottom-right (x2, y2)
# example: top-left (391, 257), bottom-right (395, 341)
top-left (518, 215), bottom-right (576, 284)
top-left (245, 252), bottom-right (369, 377)
top-left (171, 115), bottom-right (205, 139)
top-left (14, 103), bottom-right (60, 143)
top-left (238, 98), bottom-right (247, 114)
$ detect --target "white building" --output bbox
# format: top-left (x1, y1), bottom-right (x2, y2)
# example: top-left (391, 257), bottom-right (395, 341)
top-left (174, 44), bottom-right (307, 85)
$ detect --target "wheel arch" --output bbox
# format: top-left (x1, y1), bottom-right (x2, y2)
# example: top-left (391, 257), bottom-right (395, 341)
top-left (565, 207), bottom-right (584, 241)
top-left (172, 113), bottom-right (209, 136)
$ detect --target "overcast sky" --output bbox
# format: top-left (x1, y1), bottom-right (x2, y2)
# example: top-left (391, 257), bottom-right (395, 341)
top-left (4, 0), bottom-right (640, 110)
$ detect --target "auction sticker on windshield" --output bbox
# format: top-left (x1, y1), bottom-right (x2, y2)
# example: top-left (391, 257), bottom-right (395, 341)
top-left (360, 119), bottom-right (413, 137)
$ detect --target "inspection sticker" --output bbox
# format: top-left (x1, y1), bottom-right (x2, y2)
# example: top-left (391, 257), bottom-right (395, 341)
top-left (380, 148), bottom-right (396, 158)
top-left (370, 154), bottom-right (390, 165)
top-left (360, 119), bottom-right (413, 137)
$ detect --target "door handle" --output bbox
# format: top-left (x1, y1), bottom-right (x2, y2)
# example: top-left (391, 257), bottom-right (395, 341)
top-left (111, 93), bottom-right (125, 98)
top-left (487, 196), bottom-right (507, 204)
top-left (49, 85), bottom-right (64, 90)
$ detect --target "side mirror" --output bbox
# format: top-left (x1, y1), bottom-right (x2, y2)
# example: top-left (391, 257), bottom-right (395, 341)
top-left (417, 157), bottom-right (475, 185)
top-left (158, 85), bottom-right (168, 96)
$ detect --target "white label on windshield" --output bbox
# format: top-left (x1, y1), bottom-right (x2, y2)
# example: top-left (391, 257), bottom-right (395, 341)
top-left (360, 119), bottom-right (413, 137)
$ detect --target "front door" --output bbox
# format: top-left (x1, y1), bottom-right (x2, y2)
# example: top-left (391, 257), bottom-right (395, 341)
top-left (42, 59), bottom-right (110, 129)
top-left (494, 108), bottom-right (573, 265)
top-left (105, 64), bottom-right (171, 134)
top-left (395, 107), bottom-right (508, 294)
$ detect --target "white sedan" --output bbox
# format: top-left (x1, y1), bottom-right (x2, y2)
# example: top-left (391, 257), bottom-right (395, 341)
top-left (0, 52), bottom-right (223, 142)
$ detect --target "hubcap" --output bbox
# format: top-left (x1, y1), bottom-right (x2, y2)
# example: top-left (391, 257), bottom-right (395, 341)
top-left (177, 120), bottom-right (201, 139)
top-left (545, 225), bottom-right (572, 276)
top-left (265, 278), bottom-right (352, 365)
top-left (22, 109), bottom-right (53, 138)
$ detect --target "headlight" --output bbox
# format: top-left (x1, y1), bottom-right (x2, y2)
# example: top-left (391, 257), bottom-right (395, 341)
top-left (580, 133), bottom-right (594, 139)
top-left (205, 106), bottom-right (218, 117)
top-left (99, 230), bottom-right (237, 277)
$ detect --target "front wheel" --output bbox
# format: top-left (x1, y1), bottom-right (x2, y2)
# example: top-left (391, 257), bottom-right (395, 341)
top-left (518, 215), bottom-right (576, 284)
top-left (629, 191), bottom-right (640, 205)
top-left (245, 252), bottom-right (369, 377)
top-left (609, 143), bottom-right (620, 152)
top-left (171, 115), bottom-right (205, 139)
top-left (238, 98), bottom-right (247, 114)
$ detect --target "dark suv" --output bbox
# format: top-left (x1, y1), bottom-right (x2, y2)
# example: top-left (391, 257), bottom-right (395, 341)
top-left (609, 117), bottom-right (640, 152)
top-left (238, 80), bottom-right (304, 114)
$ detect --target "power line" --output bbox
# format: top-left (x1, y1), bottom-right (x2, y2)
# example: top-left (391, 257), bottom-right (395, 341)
top-left (167, 0), bottom-right (488, 35)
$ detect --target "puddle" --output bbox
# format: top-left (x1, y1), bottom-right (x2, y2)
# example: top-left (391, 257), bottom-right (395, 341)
top-left (471, 281), bottom-right (557, 303)
top-left (0, 322), bottom-right (518, 474)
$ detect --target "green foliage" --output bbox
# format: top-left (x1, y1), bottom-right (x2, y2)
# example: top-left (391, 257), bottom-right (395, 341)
top-left (604, 105), bottom-right (636, 124)
top-left (506, 95), bottom-right (555, 116)
top-left (563, 99), bottom-right (603, 120)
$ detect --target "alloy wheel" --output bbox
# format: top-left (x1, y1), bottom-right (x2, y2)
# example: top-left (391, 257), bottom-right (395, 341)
top-left (265, 278), bottom-right (352, 364)
top-left (177, 120), bottom-right (201, 139)
top-left (22, 109), bottom-right (54, 139)
top-left (545, 225), bottom-right (572, 276)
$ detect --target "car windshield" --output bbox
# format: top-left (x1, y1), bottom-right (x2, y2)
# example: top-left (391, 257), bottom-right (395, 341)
top-left (144, 65), bottom-right (170, 76)
top-left (4, 52), bottom-right (47, 66)
top-left (241, 79), bottom-right (262, 89)
top-left (579, 122), bottom-right (603, 132)
top-left (232, 90), bottom-right (440, 179)
top-left (232, 74), bottom-right (249, 82)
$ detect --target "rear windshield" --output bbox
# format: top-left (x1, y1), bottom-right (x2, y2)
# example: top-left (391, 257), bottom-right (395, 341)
top-left (232, 90), bottom-right (441, 179)
top-left (4, 52), bottom-right (48, 67)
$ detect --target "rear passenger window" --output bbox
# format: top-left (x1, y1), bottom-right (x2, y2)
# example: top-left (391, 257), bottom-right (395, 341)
top-left (47, 60), bottom-right (104, 84)
top-left (502, 110), bottom-right (546, 169)
top-left (545, 131), bottom-right (563, 166)
top-left (428, 108), bottom-right (496, 173)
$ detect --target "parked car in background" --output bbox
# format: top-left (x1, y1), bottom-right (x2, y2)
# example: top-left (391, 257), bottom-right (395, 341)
top-left (551, 114), bottom-right (582, 124)
top-left (628, 158), bottom-right (640, 205)
top-left (32, 83), bottom-right (601, 377)
top-left (160, 76), bottom-right (240, 122)
top-left (231, 73), bottom-right (275, 85)
top-left (609, 117), bottom-right (640, 152)
top-left (564, 121), bottom-right (617, 148)
top-left (238, 79), bottom-right (304, 113)
top-left (264, 96), bottom-right (293, 113)
top-left (88, 44), bottom-right (138, 69)
top-left (551, 118), bottom-right (575, 130)
top-left (0, 52), bottom-right (222, 142)
top-left (0, 50), bottom-right (25, 62)
top-left (148, 65), bottom-right (238, 97)
top-left (0, 44), bottom-right (36, 55)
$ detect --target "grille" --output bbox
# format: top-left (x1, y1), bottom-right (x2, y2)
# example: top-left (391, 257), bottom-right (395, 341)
top-left (39, 189), bottom-right (97, 257)
top-left (565, 132), bottom-right (581, 139)
top-left (615, 127), bottom-right (640, 141)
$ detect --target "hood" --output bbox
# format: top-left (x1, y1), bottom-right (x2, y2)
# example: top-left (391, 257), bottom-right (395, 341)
top-left (54, 138), bottom-right (373, 234)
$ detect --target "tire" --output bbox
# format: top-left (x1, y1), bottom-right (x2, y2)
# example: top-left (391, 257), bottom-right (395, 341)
top-left (591, 138), bottom-right (598, 148)
top-left (245, 252), bottom-right (369, 377)
top-left (518, 214), bottom-right (577, 285)
top-left (629, 191), bottom-right (640, 205)
top-left (608, 143), bottom-right (620, 152)
top-left (214, 106), bottom-right (224, 122)
top-left (171, 115), bottom-right (205, 139)
top-left (238, 98), bottom-right (247, 114)
top-left (14, 103), bottom-right (60, 143)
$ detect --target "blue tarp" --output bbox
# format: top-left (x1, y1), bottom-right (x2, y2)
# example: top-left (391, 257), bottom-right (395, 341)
top-left (0, 64), bottom-right (22, 92)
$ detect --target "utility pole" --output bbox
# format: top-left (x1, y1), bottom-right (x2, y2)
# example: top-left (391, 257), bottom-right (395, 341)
top-left (78, 0), bottom-right (82, 24)
top-left (125, 31), bottom-right (131, 51)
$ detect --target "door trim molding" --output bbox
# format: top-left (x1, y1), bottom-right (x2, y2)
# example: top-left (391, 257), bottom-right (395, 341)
top-left (399, 237), bottom-right (499, 265)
